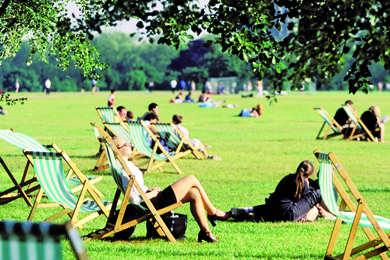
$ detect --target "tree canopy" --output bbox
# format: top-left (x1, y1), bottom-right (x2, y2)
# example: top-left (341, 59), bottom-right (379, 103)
top-left (2, 0), bottom-right (390, 97)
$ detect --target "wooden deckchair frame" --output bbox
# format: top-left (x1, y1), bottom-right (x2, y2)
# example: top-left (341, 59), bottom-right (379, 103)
top-left (0, 130), bottom-right (103, 206)
top-left (313, 107), bottom-right (344, 140)
top-left (314, 149), bottom-right (390, 260)
top-left (92, 106), bottom-right (125, 172)
top-left (342, 105), bottom-right (377, 142)
top-left (24, 149), bottom-right (115, 228)
top-left (0, 220), bottom-right (89, 260)
top-left (153, 122), bottom-right (204, 159)
top-left (85, 123), bottom-right (182, 242)
top-left (139, 120), bottom-right (184, 174)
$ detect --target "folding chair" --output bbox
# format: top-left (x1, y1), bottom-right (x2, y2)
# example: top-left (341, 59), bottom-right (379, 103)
top-left (314, 149), bottom-right (390, 260)
top-left (24, 149), bottom-right (115, 228)
top-left (153, 122), bottom-right (204, 159)
top-left (342, 105), bottom-right (377, 142)
top-left (85, 123), bottom-right (182, 242)
top-left (126, 120), bottom-right (184, 174)
top-left (313, 107), bottom-right (344, 140)
top-left (92, 106), bottom-right (125, 172)
top-left (0, 129), bottom-right (103, 206)
top-left (0, 220), bottom-right (89, 260)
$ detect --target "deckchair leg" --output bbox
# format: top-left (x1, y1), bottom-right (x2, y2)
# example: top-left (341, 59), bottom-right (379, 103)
top-left (326, 200), bottom-right (347, 258)
top-left (147, 144), bottom-right (160, 173)
top-left (28, 188), bottom-right (45, 221)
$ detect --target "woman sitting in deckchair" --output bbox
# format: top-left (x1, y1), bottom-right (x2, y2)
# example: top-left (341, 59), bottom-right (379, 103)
top-left (113, 136), bottom-right (231, 242)
top-left (361, 104), bottom-right (387, 143)
top-left (231, 160), bottom-right (332, 222)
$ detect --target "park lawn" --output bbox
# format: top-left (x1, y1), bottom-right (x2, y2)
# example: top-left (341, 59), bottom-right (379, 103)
top-left (0, 90), bottom-right (389, 259)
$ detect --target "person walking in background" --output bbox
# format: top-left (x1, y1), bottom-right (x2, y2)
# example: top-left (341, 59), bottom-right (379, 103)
top-left (108, 89), bottom-right (116, 107)
top-left (256, 80), bottom-right (263, 98)
top-left (170, 79), bottom-right (177, 93)
top-left (179, 80), bottom-right (186, 91)
top-left (15, 78), bottom-right (20, 93)
top-left (91, 79), bottom-right (97, 94)
top-left (144, 82), bottom-right (149, 93)
top-left (44, 78), bottom-right (51, 95)
top-left (149, 81), bottom-right (154, 93)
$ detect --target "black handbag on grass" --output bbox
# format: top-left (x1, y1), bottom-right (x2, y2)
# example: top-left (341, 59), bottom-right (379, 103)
top-left (146, 211), bottom-right (187, 240)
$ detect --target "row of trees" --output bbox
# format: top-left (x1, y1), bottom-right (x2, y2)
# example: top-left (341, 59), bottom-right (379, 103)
top-left (0, 33), bottom-right (255, 93)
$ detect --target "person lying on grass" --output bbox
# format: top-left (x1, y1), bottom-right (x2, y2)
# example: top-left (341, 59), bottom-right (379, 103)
top-left (238, 104), bottom-right (263, 118)
top-left (231, 160), bottom-right (333, 222)
top-left (113, 136), bottom-right (231, 242)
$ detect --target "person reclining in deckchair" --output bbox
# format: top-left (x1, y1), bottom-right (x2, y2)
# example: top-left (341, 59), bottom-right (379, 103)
top-left (171, 114), bottom-right (220, 160)
top-left (333, 100), bottom-right (358, 138)
top-left (361, 104), bottom-right (387, 143)
top-left (112, 136), bottom-right (231, 242)
top-left (230, 160), bottom-right (333, 222)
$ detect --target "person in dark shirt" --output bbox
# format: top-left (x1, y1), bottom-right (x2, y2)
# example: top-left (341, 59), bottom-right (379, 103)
top-left (334, 100), bottom-right (356, 137)
top-left (361, 104), bottom-right (386, 142)
top-left (231, 160), bottom-right (332, 222)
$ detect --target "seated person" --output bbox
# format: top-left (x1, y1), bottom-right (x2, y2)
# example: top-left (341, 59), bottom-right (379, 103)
top-left (198, 90), bottom-right (211, 102)
top-left (238, 104), bottom-right (263, 118)
top-left (230, 160), bottom-right (333, 222)
top-left (126, 111), bottom-right (134, 121)
top-left (184, 92), bottom-right (194, 102)
top-left (138, 102), bottom-right (161, 122)
top-left (143, 113), bottom-right (170, 152)
top-left (334, 100), bottom-right (356, 137)
top-left (171, 91), bottom-right (184, 103)
top-left (172, 114), bottom-right (220, 160)
top-left (0, 106), bottom-right (7, 116)
top-left (116, 106), bottom-right (127, 121)
top-left (113, 136), bottom-right (231, 242)
top-left (361, 104), bottom-right (386, 142)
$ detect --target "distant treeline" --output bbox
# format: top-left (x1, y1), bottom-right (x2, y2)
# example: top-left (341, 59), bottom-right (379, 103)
top-left (1, 32), bottom-right (389, 93)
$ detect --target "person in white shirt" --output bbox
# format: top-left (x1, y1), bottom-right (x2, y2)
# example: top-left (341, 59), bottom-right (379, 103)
top-left (113, 136), bottom-right (231, 242)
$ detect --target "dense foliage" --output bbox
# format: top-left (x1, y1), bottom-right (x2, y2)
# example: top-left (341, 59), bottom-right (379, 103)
top-left (1, 0), bottom-right (390, 98)
top-left (0, 34), bottom-right (256, 92)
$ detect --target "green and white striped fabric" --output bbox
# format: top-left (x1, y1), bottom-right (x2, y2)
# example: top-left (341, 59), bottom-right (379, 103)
top-left (104, 123), bottom-right (133, 144)
top-left (29, 151), bottom-right (112, 213)
top-left (0, 130), bottom-right (48, 152)
top-left (313, 108), bottom-right (341, 133)
top-left (318, 153), bottom-right (390, 229)
top-left (342, 105), bottom-right (362, 131)
top-left (0, 221), bottom-right (63, 260)
top-left (127, 121), bottom-right (176, 160)
top-left (0, 130), bottom-right (94, 186)
top-left (97, 107), bottom-right (117, 124)
top-left (94, 128), bottom-right (147, 210)
top-left (153, 123), bottom-right (188, 151)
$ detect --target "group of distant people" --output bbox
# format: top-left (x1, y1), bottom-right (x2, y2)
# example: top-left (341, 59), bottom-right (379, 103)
top-left (334, 100), bottom-right (387, 142)
top-left (112, 102), bottom-right (220, 160)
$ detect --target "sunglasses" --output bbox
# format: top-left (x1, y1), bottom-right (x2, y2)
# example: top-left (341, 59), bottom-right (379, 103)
top-left (117, 142), bottom-right (131, 150)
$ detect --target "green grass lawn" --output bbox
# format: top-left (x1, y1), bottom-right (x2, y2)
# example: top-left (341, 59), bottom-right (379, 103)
top-left (1, 90), bottom-right (389, 259)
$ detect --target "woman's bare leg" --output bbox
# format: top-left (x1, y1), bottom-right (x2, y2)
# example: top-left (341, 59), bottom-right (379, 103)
top-left (171, 175), bottom-right (219, 216)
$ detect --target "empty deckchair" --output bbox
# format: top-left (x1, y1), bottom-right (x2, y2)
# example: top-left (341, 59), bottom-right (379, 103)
top-left (313, 107), bottom-right (344, 140)
top-left (342, 104), bottom-right (377, 142)
top-left (92, 106), bottom-right (125, 172)
top-left (24, 149), bottom-right (115, 228)
top-left (127, 120), bottom-right (184, 174)
top-left (314, 150), bottom-right (390, 260)
top-left (0, 220), bottom-right (89, 260)
top-left (85, 123), bottom-right (182, 242)
top-left (153, 122), bottom-right (204, 159)
top-left (0, 129), bottom-right (103, 206)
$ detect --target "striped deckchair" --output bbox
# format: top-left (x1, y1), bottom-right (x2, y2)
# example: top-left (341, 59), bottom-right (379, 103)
top-left (85, 123), bottom-right (182, 242)
top-left (313, 107), bottom-right (344, 140)
top-left (342, 104), bottom-right (377, 142)
top-left (24, 150), bottom-right (114, 228)
top-left (0, 129), bottom-right (103, 206)
top-left (314, 150), bottom-right (390, 260)
top-left (153, 122), bottom-right (203, 159)
top-left (92, 106), bottom-right (124, 172)
top-left (126, 120), bottom-right (183, 174)
top-left (0, 221), bottom-right (89, 260)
